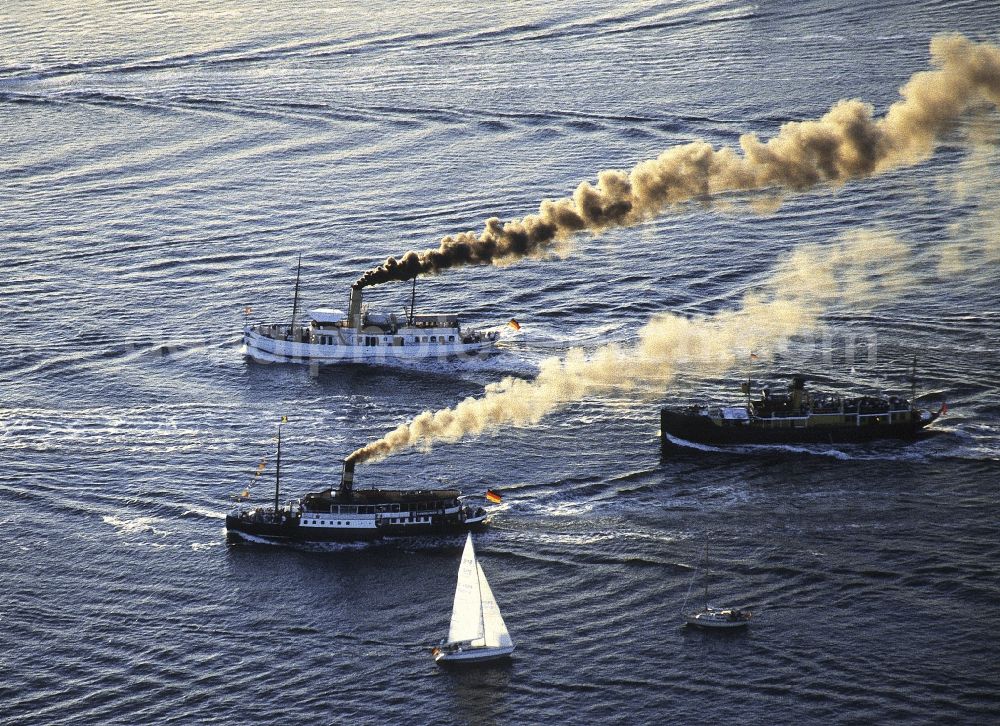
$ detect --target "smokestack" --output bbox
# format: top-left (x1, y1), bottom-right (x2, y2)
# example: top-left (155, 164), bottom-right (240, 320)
top-left (339, 459), bottom-right (356, 497)
top-left (790, 375), bottom-right (806, 413)
top-left (348, 286), bottom-right (363, 329)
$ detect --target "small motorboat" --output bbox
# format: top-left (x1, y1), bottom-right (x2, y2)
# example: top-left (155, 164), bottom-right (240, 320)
top-left (433, 533), bottom-right (515, 664)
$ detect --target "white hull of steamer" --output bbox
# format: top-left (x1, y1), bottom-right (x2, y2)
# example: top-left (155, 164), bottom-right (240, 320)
top-left (242, 326), bottom-right (498, 365)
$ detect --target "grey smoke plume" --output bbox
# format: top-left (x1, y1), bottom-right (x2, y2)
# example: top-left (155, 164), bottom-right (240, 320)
top-left (354, 33), bottom-right (1000, 288)
top-left (347, 229), bottom-right (918, 464)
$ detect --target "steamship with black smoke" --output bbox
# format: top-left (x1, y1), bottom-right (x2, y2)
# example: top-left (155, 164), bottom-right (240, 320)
top-left (226, 459), bottom-right (490, 544)
top-left (661, 373), bottom-right (945, 450)
top-left (243, 273), bottom-right (503, 365)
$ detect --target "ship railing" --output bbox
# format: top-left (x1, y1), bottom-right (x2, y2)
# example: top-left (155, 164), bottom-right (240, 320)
top-left (755, 407), bottom-right (913, 419)
top-left (302, 502), bottom-right (457, 515)
top-left (410, 321), bottom-right (460, 329)
top-left (754, 410), bottom-right (914, 427)
top-left (249, 323), bottom-right (312, 341)
top-left (304, 504), bottom-right (384, 515)
top-left (235, 507), bottom-right (288, 524)
top-left (460, 329), bottom-right (501, 343)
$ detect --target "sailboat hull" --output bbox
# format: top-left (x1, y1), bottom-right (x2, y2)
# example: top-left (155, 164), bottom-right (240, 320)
top-left (685, 617), bottom-right (749, 630)
top-left (685, 609), bottom-right (751, 629)
top-left (434, 645), bottom-right (515, 664)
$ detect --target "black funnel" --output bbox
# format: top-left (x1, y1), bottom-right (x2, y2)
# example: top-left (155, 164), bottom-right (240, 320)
top-left (339, 459), bottom-right (356, 497)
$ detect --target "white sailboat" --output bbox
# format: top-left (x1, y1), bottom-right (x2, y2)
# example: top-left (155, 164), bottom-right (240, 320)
top-left (433, 533), bottom-right (515, 664)
top-left (682, 547), bottom-right (752, 630)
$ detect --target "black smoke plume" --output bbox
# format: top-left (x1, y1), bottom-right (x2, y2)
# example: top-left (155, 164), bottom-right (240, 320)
top-left (355, 33), bottom-right (1000, 289)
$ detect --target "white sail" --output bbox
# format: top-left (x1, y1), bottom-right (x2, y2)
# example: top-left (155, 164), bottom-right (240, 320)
top-left (447, 533), bottom-right (485, 645)
top-left (477, 562), bottom-right (513, 648)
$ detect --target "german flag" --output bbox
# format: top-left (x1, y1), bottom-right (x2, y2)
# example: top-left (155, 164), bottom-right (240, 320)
top-left (486, 489), bottom-right (502, 504)
top-left (508, 319), bottom-right (521, 331)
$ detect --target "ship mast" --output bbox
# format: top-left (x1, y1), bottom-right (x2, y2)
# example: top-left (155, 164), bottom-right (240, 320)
top-left (274, 417), bottom-right (285, 515)
top-left (290, 253), bottom-right (302, 333)
top-left (746, 368), bottom-right (751, 410)
top-left (408, 275), bottom-right (417, 326)
top-left (910, 355), bottom-right (917, 408)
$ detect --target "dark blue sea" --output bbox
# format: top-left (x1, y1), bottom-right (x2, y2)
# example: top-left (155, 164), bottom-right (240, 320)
top-left (2, 2), bottom-right (999, 723)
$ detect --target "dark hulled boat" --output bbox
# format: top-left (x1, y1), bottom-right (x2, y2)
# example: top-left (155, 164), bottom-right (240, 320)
top-left (226, 458), bottom-right (490, 544)
top-left (661, 375), bottom-right (944, 451)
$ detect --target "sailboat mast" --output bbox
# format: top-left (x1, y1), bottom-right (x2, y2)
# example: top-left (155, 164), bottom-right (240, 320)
top-left (290, 254), bottom-right (302, 332)
top-left (475, 545), bottom-right (485, 642)
top-left (702, 543), bottom-right (710, 607)
top-left (274, 421), bottom-right (282, 514)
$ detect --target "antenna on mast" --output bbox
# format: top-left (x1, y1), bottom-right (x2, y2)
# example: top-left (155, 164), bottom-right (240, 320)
top-left (290, 254), bottom-right (303, 333)
top-left (275, 416), bottom-right (287, 515)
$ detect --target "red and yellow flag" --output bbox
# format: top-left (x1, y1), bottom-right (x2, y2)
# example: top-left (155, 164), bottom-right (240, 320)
top-left (508, 319), bottom-right (521, 331)
top-left (486, 489), bottom-right (502, 504)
